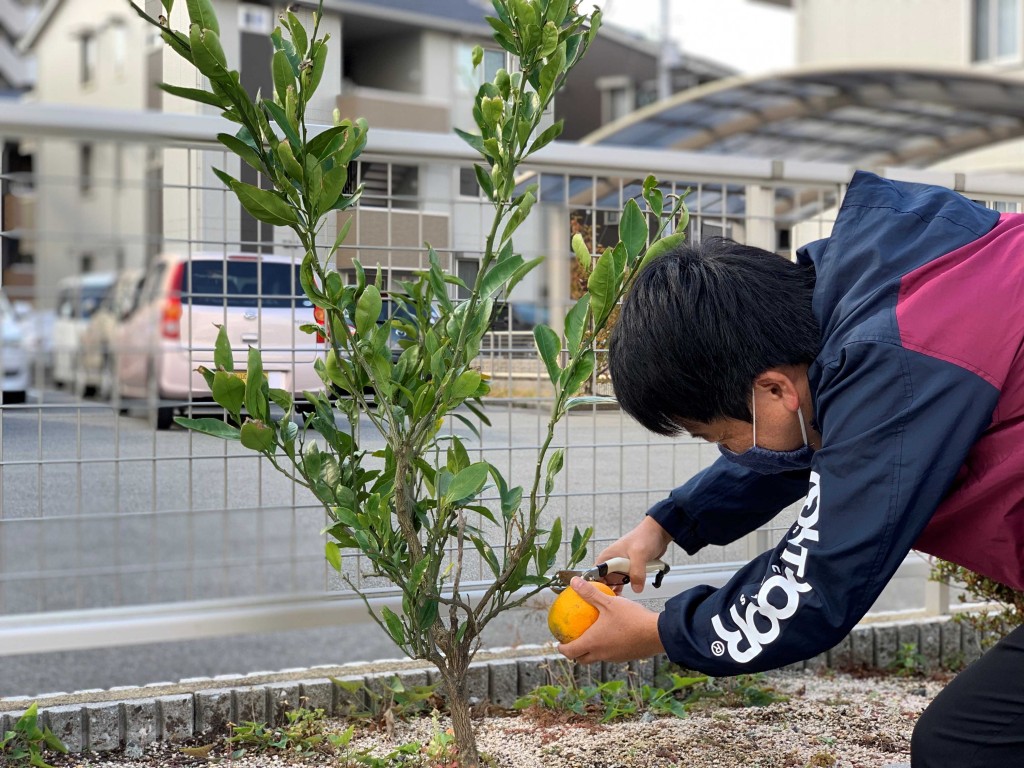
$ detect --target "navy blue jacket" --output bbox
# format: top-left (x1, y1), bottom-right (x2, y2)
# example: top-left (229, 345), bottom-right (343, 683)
top-left (650, 171), bottom-right (1024, 674)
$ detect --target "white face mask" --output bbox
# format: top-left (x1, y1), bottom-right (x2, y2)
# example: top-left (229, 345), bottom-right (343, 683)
top-left (718, 387), bottom-right (815, 475)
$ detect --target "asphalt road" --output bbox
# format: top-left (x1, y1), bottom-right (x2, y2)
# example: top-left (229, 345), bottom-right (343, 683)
top-left (0, 387), bottom-right (717, 698)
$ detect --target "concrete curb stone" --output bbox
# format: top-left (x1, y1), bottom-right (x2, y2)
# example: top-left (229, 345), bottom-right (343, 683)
top-left (264, 683), bottom-right (300, 726)
top-left (43, 705), bottom-right (83, 753)
top-left (298, 679), bottom-right (335, 715)
top-left (194, 688), bottom-right (233, 735)
top-left (9, 617), bottom-right (989, 756)
top-left (487, 659), bottom-right (519, 708)
top-left (123, 699), bottom-right (158, 749)
top-left (85, 702), bottom-right (122, 752)
top-left (157, 694), bottom-right (193, 742)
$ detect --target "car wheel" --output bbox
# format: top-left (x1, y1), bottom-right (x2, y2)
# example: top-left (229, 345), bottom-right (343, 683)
top-left (74, 367), bottom-right (96, 400)
top-left (2, 390), bottom-right (26, 405)
top-left (147, 373), bottom-right (174, 430)
top-left (97, 354), bottom-right (115, 401)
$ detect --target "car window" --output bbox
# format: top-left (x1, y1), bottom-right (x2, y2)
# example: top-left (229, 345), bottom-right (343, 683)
top-left (181, 261), bottom-right (310, 309)
top-left (79, 285), bottom-right (110, 319)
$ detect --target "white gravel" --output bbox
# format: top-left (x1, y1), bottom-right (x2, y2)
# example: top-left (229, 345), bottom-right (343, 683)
top-left (50, 670), bottom-right (937, 768)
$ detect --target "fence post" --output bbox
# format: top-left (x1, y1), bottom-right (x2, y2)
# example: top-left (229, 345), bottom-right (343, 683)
top-left (925, 578), bottom-right (951, 616)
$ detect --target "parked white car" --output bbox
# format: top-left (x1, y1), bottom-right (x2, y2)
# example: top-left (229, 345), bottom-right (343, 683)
top-left (114, 252), bottom-right (323, 429)
top-left (51, 272), bottom-right (118, 389)
top-left (76, 269), bottom-right (143, 399)
top-left (0, 289), bottom-right (30, 404)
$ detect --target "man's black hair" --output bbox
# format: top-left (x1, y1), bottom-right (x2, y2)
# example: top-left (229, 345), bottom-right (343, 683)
top-left (609, 236), bottom-right (819, 436)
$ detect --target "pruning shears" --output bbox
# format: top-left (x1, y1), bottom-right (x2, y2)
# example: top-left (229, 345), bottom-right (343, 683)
top-left (552, 557), bottom-right (671, 593)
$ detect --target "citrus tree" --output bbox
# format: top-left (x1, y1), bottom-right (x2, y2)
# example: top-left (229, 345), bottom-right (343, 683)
top-left (129, 0), bottom-right (687, 763)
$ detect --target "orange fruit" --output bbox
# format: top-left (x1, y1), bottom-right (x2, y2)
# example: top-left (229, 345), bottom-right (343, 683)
top-left (547, 582), bottom-right (615, 643)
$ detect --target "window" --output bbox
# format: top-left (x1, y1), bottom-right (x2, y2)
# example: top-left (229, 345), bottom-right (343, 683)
top-left (456, 257), bottom-right (480, 300)
top-left (239, 3), bottom-right (274, 34)
top-left (973, 0), bottom-right (1021, 62)
top-left (596, 75), bottom-right (635, 124)
top-left (80, 32), bottom-right (97, 85)
top-left (79, 144), bottom-right (94, 195)
top-left (460, 167), bottom-right (482, 198)
top-left (111, 20), bottom-right (126, 77)
top-left (457, 44), bottom-right (508, 93)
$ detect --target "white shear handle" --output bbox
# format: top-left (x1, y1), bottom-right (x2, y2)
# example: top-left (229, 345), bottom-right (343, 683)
top-left (593, 557), bottom-right (671, 588)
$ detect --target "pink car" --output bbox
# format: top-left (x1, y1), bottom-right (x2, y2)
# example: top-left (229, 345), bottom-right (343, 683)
top-left (113, 252), bottom-right (324, 429)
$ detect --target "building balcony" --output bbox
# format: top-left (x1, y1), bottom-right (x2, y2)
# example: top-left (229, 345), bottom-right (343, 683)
top-left (336, 86), bottom-right (449, 133)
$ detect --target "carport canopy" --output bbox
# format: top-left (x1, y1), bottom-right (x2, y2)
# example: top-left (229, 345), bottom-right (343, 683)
top-left (582, 66), bottom-right (1024, 169)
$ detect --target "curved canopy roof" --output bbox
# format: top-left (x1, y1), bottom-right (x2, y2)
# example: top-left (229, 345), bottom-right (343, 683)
top-left (583, 66), bottom-right (1024, 169)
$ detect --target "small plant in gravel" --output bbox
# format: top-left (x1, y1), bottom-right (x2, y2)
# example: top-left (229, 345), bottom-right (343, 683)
top-left (332, 675), bottom-right (440, 727)
top-left (891, 641), bottom-right (927, 677)
top-left (0, 703), bottom-right (67, 768)
top-left (227, 705), bottom-right (341, 757)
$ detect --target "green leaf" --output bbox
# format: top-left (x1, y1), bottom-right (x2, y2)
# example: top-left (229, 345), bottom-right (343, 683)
top-left (533, 324), bottom-right (561, 385)
top-left (587, 248), bottom-right (617, 325)
top-left (244, 346), bottom-right (268, 422)
top-left (505, 255), bottom-right (544, 297)
top-left (240, 420), bottom-right (275, 453)
top-left (213, 323), bottom-right (233, 372)
top-left (478, 253), bottom-right (524, 299)
top-left (545, 448), bottom-right (565, 495)
top-left (276, 141), bottom-right (304, 181)
top-left (451, 370), bottom-right (483, 400)
top-left (565, 395), bottom-right (616, 410)
top-left (325, 541), bottom-right (342, 571)
top-left (212, 370), bottom-right (245, 415)
top-left (188, 24), bottom-right (229, 81)
top-left (526, 119), bottom-right (563, 156)
top-left (317, 165), bottom-right (348, 215)
top-left (158, 82), bottom-right (226, 108)
top-left (329, 217), bottom-right (353, 258)
top-left (643, 175), bottom-right (664, 218)
top-left (355, 284), bottom-right (382, 337)
top-left (217, 132), bottom-right (263, 172)
top-left (228, 179), bottom-right (300, 227)
top-left (564, 294), bottom-right (589, 356)
top-left (306, 40), bottom-right (328, 95)
top-left (635, 231), bottom-right (687, 277)
top-left (443, 462), bottom-right (489, 505)
top-left (186, 0), bottom-right (219, 35)
top-left (174, 417), bottom-right (242, 440)
top-left (473, 163), bottom-right (494, 200)
top-left (380, 607), bottom-right (406, 645)
top-left (272, 49), bottom-right (294, 104)
top-left (561, 349), bottom-right (595, 397)
top-left (454, 128), bottom-right (485, 155)
top-left (285, 11), bottom-right (308, 57)
top-left (262, 99), bottom-right (302, 149)
top-left (620, 198), bottom-right (647, 263)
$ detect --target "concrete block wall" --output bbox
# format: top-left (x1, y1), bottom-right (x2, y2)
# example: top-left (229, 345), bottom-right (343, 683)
top-left (0, 617), bottom-right (988, 756)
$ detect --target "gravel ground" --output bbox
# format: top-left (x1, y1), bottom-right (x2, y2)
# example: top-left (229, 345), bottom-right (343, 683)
top-left (48, 670), bottom-right (939, 768)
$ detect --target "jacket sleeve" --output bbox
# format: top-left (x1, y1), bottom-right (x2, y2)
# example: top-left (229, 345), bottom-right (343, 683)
top-left (647, 459), bottom-right (809, 555)
top-left (657, 339), bottom-right (998, 675)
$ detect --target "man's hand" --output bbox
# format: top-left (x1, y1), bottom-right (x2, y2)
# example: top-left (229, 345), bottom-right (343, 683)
top-left (597, 516), bottom-right (673, 594)
top-left (556, 577), bottom-right (665, 663)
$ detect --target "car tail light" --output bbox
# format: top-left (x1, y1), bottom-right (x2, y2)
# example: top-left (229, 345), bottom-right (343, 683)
top-left (162, 262), bottom-right (185, 340)
top-left (313, 305), bottom-right (325, 343)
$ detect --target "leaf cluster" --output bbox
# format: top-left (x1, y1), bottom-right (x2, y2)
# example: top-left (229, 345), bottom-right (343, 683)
top-left (930, 559), bottom-right (1024, 648)
top-left (0, 703), bottom-right (67, 768)
top-left (135, 0), bottom-right (689, 719)
top-left (513, 672), bottom-right (714, 723)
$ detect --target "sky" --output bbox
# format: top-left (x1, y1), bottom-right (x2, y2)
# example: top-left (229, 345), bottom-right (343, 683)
top-left (599, 0), bottom-right (796, 76)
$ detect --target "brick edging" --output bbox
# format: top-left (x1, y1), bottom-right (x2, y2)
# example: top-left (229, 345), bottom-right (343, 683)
top-left (0, 616), bottom-right (983, 754)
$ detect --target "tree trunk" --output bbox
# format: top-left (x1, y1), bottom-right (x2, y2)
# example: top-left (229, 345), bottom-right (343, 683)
top-left (438, 657), bottom-right (480, 767)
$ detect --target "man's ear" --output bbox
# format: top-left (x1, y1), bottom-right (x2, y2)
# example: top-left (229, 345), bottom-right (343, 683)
top-left (754, 368), bottom-right (802, 411)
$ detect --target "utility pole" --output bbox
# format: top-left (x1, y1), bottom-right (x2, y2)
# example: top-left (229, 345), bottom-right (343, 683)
top-left (657, 0), bottom-right (673, 100)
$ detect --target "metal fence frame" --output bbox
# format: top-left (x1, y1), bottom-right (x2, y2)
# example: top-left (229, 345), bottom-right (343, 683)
top-left (2, 103), bottom-right (1022, 656)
